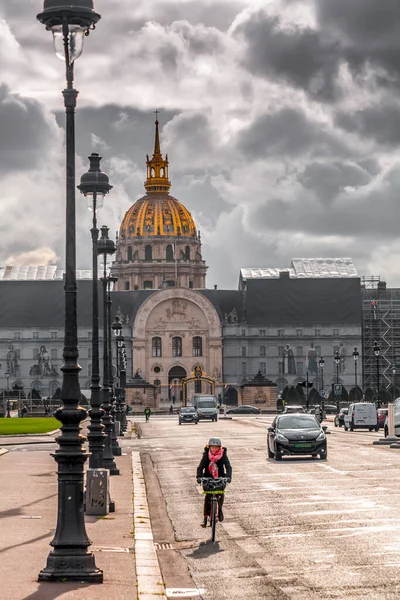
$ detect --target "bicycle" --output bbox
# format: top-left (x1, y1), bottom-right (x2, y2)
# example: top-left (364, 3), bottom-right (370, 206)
top-left (199, 477), bottom-right (228, 543)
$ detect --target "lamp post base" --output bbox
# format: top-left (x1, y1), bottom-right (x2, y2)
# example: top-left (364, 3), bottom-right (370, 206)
top-left (38, 550), bottom-right (103, 583)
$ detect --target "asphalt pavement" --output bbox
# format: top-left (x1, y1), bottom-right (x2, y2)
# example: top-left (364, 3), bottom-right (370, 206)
top-left (2, 416), bottom-right (400, 599)
top-left (128, 414), bottom-right (400, 600)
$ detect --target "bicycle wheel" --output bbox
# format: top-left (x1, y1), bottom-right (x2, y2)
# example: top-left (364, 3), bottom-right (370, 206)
top-left (211, 497), bottom-right (217, 543)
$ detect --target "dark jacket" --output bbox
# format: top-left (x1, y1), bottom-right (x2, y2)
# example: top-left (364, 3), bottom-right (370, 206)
top-left (196, 446), bottom-right (232, 479)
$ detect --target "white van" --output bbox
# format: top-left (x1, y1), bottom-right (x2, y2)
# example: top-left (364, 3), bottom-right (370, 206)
top-left (344, 402), bottom-right (378, 432)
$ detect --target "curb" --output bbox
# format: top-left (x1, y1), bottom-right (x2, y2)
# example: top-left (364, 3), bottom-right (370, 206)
top-left (0, 440), bottom-right (56, 446)
top-left (131, 451), bottom-right (167, 599)
top-left (0, 448), bottom-right (9, 457)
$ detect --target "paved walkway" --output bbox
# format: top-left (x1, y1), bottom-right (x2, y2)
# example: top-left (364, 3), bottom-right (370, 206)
top-left (0, 437), bottom-right (158, 600)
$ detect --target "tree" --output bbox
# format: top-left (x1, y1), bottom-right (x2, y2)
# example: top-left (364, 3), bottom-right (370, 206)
top-left (286, 385), bottom-right (302, 405)
top-left (349, 386), bottom-right (363, 403)
top-left (308, 388), bottom-right (320, 406)
top-left (281, 385), bottom-right (290, 401)
top-left (379, 389), bottom-right (391, 406)
top-left (295, 383), bottom-right (305, 401)
top-left (364, 387), bottom-right (374, 403)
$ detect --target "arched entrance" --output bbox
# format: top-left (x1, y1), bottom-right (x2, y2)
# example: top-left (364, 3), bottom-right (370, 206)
top-left (168, 366), bottom-right (187, 404)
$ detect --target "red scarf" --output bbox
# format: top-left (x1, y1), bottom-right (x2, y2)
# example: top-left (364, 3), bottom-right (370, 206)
top-left (208, 447), bottom-right (224, 478)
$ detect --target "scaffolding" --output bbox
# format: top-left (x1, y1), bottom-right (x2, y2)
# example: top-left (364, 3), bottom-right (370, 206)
top-left (362, 281), bottom-right (400, 392)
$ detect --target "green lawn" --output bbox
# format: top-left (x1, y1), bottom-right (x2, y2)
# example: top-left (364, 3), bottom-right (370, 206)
top-left (0, 418), bottom-right (61, 435)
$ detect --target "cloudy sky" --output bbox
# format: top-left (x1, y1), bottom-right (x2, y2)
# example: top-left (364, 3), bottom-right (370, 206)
top-left (1, 0), bottom-right (400, 288)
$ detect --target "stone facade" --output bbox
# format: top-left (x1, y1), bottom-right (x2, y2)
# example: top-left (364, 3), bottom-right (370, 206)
top-left (132, 287), bottom-right (223, 403)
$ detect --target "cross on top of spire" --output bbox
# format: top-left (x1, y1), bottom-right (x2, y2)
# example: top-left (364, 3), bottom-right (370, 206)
top-left (154, 108), bottom-right (159, 122)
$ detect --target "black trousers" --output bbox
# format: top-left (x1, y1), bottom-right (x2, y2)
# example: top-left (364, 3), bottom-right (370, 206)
top-left (203, 493), bottom-right (224, 517)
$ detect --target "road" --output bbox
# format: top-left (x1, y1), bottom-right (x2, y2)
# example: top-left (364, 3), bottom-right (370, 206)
top-left (127, 415), bottom-right (400, 600)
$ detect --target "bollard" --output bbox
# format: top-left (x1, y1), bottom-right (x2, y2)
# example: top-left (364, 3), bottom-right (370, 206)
top-left (86, 469), bottom-right (110, 515)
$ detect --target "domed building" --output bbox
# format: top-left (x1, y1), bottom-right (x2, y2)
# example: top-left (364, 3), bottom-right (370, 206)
top-left (112, 118), bottom-right (207, 291)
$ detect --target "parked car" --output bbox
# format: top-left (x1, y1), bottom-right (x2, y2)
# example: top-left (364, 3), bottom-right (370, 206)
top-left (226, 405), bottom-right (261, 415)
top-left (324, 404), bottom-right (338, 415)
top-left (178, 407), bottom-right (199, 425)
top-left (334, 407), bottom-right (348, 427)
top-left (282, 405), bottom-right (305, 414)
top-left (344, 402), bottom-right (378, 431)
top-left (267, 413), bottom-right (327, 460)
top-left (377, 408), bottom-right (388, 429)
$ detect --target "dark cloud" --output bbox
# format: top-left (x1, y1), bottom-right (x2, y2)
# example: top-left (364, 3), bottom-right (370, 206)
top-left (238, 108), bottom-right (349, 160)
top-left (235, 10), bottom-right (341, 102)
top-left (298, 161), bottom-right (372, 201)
top-left (248, 163), bottom-right (400, 239)
top-left (316, 0), bottom-right (400, 86)
top-left (335, 103), bottom-right (400, 147)
top-left (0, 84), bottom-right (55, 173)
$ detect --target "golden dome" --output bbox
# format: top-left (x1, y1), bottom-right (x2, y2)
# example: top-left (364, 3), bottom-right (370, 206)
top-left (120, 194), bottom-right (197, 238)
top-left (119, 116), bottom-right (197, 239)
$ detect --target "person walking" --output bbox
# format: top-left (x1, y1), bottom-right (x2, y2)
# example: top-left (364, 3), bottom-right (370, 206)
top-left (144, 406), bottom-right (151, 422)
top-left (169, 405), bottom-right (173, 415)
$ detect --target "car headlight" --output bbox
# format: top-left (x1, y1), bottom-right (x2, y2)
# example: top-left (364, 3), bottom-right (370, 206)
top-left (316, 431), bottom-right (326, 441)
top-left (276, 432), bottom-right (289, 443)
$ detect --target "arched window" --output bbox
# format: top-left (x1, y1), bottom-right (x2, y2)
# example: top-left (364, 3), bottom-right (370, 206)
top-left (151, 167), bottom-right (155, 177)
top-left (127, 246), bottom-right (133, 261)
top-left (160, 167), bottom-right (164, 177)
top-left (172, 337), bottom-right (182, 357)
top-left (185, 245), bottom-right (190, 260)
top-left (145, 245), bottom-right (153, 261)
top-left (166, 244), bottom-right (174, 261)
top-left (193, 336), bottom-right (202, 357)
top-left (152, 337), bottom-right (162, 358)
top-left (49, 381), bottom-right (60, 396)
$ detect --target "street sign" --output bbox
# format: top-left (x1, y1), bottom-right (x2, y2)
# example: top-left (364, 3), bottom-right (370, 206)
top-left (320, 390), bottom-right (327, 398)
top-left (334, 383), bottom-right (342, 397)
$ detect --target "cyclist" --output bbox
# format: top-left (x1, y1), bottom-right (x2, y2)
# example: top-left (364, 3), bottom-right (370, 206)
top-left (144, 406), bottom-right (151, 422)
top-left (196, 437), bottom-right (232, 527)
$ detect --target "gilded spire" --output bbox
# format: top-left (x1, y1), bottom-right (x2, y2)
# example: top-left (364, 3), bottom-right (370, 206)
top-left (145, 112), bottom-right (171, 193)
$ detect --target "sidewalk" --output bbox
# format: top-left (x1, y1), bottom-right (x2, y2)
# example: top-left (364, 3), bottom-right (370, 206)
top-left (0, 446), bottom-right (137, 599)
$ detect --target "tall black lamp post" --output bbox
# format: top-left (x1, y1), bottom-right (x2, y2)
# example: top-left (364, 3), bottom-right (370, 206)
top-left (352, 347), bottom-right (359, 389)
top-left (112, 315), bottom-right (124, 430)
top-left (5, 370), bottom-right (11, 418)
top-left (374, 341), bottom-right (381, 408)
top-left (318, 356), bottom-right (325, 416)
top-left (37, 0), bottom-right (102, 583)
top-left (393, 366), bottom-right (397, 403)
top-left (334, 350), bottom-right (340, 412)
top-left (98, 226), bottom-right (119, 475)
top-left (78, 153), bottom-right (112, 469)
top-left (107, 276), bottom-right (121, 456)
top-left (120, 344), bottom-right (128, 432)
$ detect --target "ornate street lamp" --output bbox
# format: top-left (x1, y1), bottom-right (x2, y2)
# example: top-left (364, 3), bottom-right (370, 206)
top-left (98, 226), bottom-right (119, 475)
top-left (112, 315), bottom-right (124, 431)
top-left (392, 366), bottom-right (396, 403)
top-left (318, 356), bottom-right (325, 416)
top-left (120, 344), bottom-right (128, 432)
top-left (352, 347), bottom-right (359, 388)
top-left (374, 341), bottom-right (381, 408)
top-left (78, 153), bottom-right (112, 468)
top-left (37, 0), bottom-right (102, 584)
top-left (107, 276), bottom-right (121, 456)
top-left (334, 350), bottom-right (340, 412)
top-left (5, 370), bottom-right (11, 418)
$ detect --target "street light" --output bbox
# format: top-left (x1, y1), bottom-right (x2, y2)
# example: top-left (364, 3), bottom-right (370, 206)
top-left (352, 347), bottom-right (359, 388)
top-left (318, 356), bottom-right (325, 416)
top-left (5, 370), bottom-right (11, 418)
top-left (392, 366), bottom-right (396, 403)
top-left (98, 226), bottom-right (119, 475)
top-left (107, 276), bottom-right (121, 456)
top-left (78, 153), bottom-right (112, 469)
top-left (334, 350), bottom-right (340, 412)
top-left (37, 0), bottom-right (102, 584)
top-left (374, 341), bottom-right (381, 408)
top-left (112, 315), bottom-right (123, 431)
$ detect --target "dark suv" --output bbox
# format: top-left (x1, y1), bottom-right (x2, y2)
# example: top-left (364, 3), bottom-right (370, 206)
top-left (178, 407), bottom-right (199, 425)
